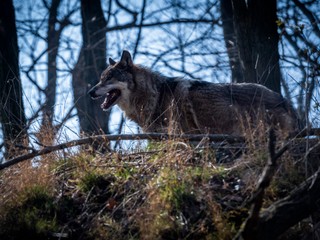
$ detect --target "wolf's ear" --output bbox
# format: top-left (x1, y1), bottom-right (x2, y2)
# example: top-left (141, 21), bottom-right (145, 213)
top-left (109, 57), bottom-right (116, 66)
top-left (120, 50), bottom-right (133, 68)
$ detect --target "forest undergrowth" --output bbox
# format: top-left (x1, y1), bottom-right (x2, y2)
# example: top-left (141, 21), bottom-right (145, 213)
top-left (0, 128), bottom-right (319, 240)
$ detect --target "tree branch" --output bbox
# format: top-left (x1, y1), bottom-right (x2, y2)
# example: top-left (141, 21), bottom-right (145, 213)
top-left (0, 133), bottom-right (244, 171)
top-left (105, 18), bottom-right (217, 33)
top-left (234, 129), bottom-right (279, 240)
top-left (292, 0), bottom-right (320, 38)
top-left (234, 128), bottom-right (320, 239)
top-left (255, 167), bottom-right (320, 240)
top-left (132, 0), bottom-right (147, 57)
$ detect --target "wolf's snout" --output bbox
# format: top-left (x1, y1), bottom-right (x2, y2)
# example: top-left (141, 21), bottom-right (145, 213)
top-left (88, 86), bottom-right (98, 99)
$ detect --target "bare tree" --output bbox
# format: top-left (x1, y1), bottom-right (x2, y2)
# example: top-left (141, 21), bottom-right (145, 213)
top-left (0, 0), bottom-right (320, 238)
top-left (72, 0), bottom-right (110, 137)
top-left (229, 0), bottom-right (282, 93)
top-left (278, 0), bottom-right (320, 126)
top-left (0, 0), bottom-right (28, 159)
top-left (39, 0), bottom-right (75, 143)
top-left (2, 0), bottom-right (317, 156)
top-left (221, 0), bottom-right (243, 83)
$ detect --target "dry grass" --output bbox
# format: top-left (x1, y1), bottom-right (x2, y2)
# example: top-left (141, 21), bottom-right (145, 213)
top-left (0, 125), bottom-right (318, 239)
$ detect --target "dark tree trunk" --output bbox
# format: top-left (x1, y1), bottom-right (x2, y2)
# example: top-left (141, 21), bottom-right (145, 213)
top-left (72, 0), bottom-right (110, 136)
top-left (221, 0), bottom-right (244, 83)
top-left (40, 0), bottom-right (61, 144)
top-left (0, 0), bottom-right (28, 159)
top-left (231, 0), bottom-right (281, 93)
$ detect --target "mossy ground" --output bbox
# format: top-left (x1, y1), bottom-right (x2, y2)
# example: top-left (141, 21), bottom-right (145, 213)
top-left (0, 136), bottom-right (317, 239)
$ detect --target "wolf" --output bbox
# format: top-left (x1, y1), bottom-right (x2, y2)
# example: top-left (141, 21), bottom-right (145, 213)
top-left (88, 50), bottom-right (299, 136)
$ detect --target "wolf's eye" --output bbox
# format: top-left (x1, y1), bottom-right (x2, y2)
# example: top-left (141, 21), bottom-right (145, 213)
top-left (102, 71), bottom-right (113, 82)
top-left (106, 74), bottom-right (112, 81)
top-left (101, 68), bottom-right (126, 82)
top-left (113, 69), bottom-right (127, 82)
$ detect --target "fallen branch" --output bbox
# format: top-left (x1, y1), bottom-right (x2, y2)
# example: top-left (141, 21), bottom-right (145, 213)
top-left (234, 129), bottom-right (320, 240)
top-left (234, 129), bottom-right (280, 240)
top-left (254, 167), bottom-right (320, 240)
top-left (0, 133), bottom-right (244, 171)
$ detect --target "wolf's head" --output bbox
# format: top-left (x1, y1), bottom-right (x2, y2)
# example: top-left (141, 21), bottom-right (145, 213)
top-left (88, 50), bottom-right (135, 111)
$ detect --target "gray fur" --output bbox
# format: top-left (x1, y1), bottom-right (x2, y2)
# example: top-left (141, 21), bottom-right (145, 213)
top-left (88, 50), bottom-right (299, 135)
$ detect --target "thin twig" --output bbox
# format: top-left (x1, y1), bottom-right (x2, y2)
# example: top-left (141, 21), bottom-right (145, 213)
top-left (291, 127), bottom-right (320, 138)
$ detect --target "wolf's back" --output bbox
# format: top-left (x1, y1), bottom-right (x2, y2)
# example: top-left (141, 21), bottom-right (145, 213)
top-left (177, 81), bottom-right (299, 135)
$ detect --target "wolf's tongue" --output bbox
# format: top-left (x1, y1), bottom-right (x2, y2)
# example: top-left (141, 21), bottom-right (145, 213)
top-left (100, 89), bottom-right (121, 111)
top-left (101, 97), bottom-right (110, 111)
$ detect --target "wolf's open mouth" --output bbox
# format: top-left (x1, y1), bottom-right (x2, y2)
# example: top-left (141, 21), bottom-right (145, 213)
top-left (101, 89), bottom-right (121, 111)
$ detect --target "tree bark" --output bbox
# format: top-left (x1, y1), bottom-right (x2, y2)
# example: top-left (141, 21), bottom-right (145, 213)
top-left (0, 0), bottom-right (28, 159)
top-left (72, 0), bottom-right (110, 136)
top-left (231, 0), bottom-right (281, 93)
top-left (221, 0), bottom-right (244, 83)
top-left (40, 0), bottom-right (61, 144)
